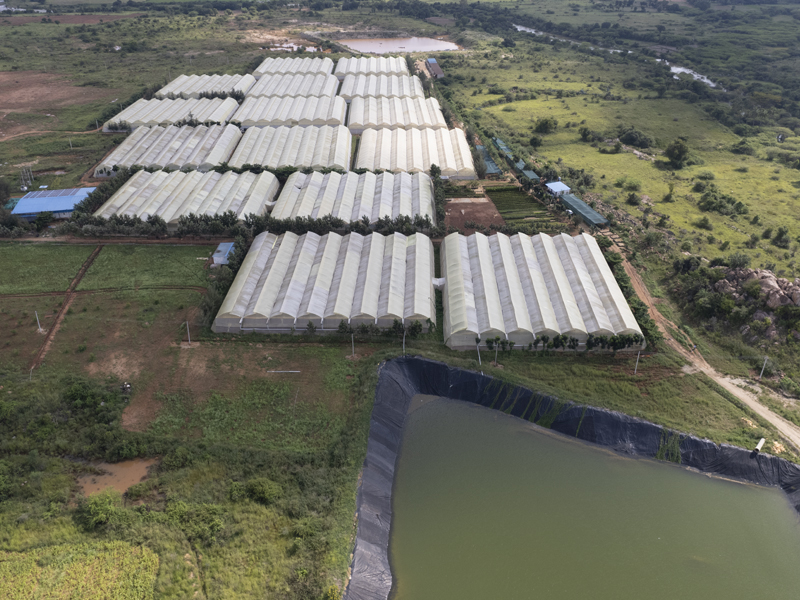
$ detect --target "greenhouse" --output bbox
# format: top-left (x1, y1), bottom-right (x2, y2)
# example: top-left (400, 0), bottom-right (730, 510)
top-left (347, 97), bottom-right (446, 133)
top-left (334, 56), bottom-right (409, 80)
top-left (338, 74), bottom-right (425, 102)
top-left (246, 73), bottom-right (339, 99)
top-left (212, 231), bottom-right (436, 333)
top-left (103, 97), bottom-right (239, 130)
top-left (155, 73), bottom-right (256, 99)
top-left (93, 124), bottom-right (242, 176)
top-left (272, 171), bottom-right (435, 224)
top-left (231, 95), bottom-right (347, 128)
top-left (228, 125), bottom-right (351, 170)
top-left (253, 56), bottom-right (334, 79)
top-left (440, 232), bottom-right (643, 349)
top-left (93, 170), bottom-right (279, 227)
top-left (356, 128), bottom-right (475, 178)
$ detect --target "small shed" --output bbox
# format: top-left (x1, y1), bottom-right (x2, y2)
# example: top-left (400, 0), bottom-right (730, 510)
top-left (426, 58), bottom-right (445, 79)
top-left (515, 159), bottom-right (540, 182)
top-left (475, 145), bottom-right (502, 178)
top-left (11, 187), bottom-right (95, 222)
top-left (211, 242), bottom-right (235, 268)
top-left (560, 193), bottom-right (609, 228)
top-left (545, 181), bottom-right (571, 197)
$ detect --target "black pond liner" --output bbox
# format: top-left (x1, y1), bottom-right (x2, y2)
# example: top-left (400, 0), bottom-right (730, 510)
top-left (343, 356), bottom-right (800, 600)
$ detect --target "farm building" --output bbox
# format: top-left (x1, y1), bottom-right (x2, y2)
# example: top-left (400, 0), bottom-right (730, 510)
top-left (12, 188), bottom-right (96, 222)
top-left (253, 56), bottom-right (334, 79)
top-left (231, 96), bottom-right (347, 128)
top-left (347, 97), bottom-right (446, 133)
top-left (475, 145), bottom-right (502, 178)
top-left (356, 128), bottom-right (475, 178)
top-left (212, 242), bottom-right (235, 267)
top-left (103, 97), bottom-right (239, 131)
top-left (212, 230), bottom-right (436, 333)
top-left (440, 232), bottom-right (643, 349)
top-left (560, 193), bottom-right (609, 228)
top-left (93, 170), bottom-right (279, 228)
top-left (492, 137), bottom-right (514, 161)
top-left (273, 171), bottom-right (435, 224)
top-left (155, 74), bottom-right (256, 99)
top-left (545, 181), bottom-right (571, 197)
top-left (515, 160), bottom-right (540, 182)
top-left (425, 58), bottom-right (445, 79)
top-left (338, 74), bottom-right (425, 102)
top-left (246, 73), bottom-right (339, 99)
top-left (334, 56), bottom-right (409, 80)
top-left (228, 125), bottom-right (351, 171)
top-left (94, 124), bottom-right (242, 176)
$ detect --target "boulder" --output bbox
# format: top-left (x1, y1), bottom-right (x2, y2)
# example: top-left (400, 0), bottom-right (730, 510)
top-left (793, 290), bottom-right (800, 306)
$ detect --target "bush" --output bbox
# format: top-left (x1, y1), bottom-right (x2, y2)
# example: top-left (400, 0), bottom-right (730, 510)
top-left (728, 252), bottom-right (751, 269)
top-left (246, 477), bottom-right (282, 505)
top-left (77, 489), bottom-right (124, 531)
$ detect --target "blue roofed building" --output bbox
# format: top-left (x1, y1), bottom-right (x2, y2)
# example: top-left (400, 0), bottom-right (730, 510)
top-left (475, 145), bottom-right (502, 178)
top-left (11, 188), bottom-right (96, 222)
top-left (425, 58), bottom-right (445, 79)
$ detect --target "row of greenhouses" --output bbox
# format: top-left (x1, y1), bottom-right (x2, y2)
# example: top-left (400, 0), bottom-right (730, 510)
top-left (231, 96), bottom-right (347, 128)
top-left (339, 74), bottom-right (425, 102)
top-left (347, 96), bottom-right (446, 133)
top-left (155, 73), bottom-right (256, 99)
top-left (228, 125), bottom-right (352, 171)
top-left (247, 73), bottom-right (340, 99)
top-left (103, 97), bottom-right (239, 131)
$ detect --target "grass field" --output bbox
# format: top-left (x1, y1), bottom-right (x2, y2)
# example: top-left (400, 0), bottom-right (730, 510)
top-left (77, 245), bottom-right (211, 290)
top-left (0, 542), bottom-right (159, 600)
top-left (0, 243), bottom-right (93, 294)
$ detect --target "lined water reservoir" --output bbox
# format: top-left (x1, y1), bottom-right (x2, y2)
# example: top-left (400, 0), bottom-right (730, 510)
top-left (389, 398), bottom-right (800, 600)
top-left (338, 38), bottom-right (458, 53)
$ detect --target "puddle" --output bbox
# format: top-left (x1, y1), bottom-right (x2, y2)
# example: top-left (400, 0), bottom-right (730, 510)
top-left (77, 457), bottom-right (157, 496)
top-left (338, 37), bottom-right (459, 53)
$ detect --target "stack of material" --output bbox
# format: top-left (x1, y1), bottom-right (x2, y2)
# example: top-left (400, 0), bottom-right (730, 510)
top-left (253, 56), bottom-right (334, 79)
top-left (338, 75), bottom-right (424, 102)
top-left (93, 124), bottom-right (242, 176)
top-left (247, 73), bottom-right (339, 99)
top-left (93, 170), bottom-right (279, 226)
top-left (334, 56), bottom-right (409, 80)
top-left (356, 128), bottom-right (475, 178)
top-left (347, 97), bottom-right (446, 133)
top-left (231, 96), bottom-right (347, 128)
top-left (103, 97), bottom-right (239, 130)
top-left (212, 231), bottom-right (436, 332)
top-left (272, 171), bottom-right (435, 224)
top-left (228, 125), bottom-right (351, 170)
top-left (440, 232), bottom-right (644, 349)
top-left (155, 74), bottom-right (256, 99)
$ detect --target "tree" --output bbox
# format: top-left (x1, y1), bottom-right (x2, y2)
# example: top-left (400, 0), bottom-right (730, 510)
top-left (664, 138), bottom-right (690, 168)
top-left (596, 235), bottom-right (613, 251)
top-left (625, 192), bottom-right (641, 206)
top-left (728, 252), bottom-right (751, 269)
top-left (472, 147), bottom-right (488, 179)
top-left (534, 117), bottom-right (558, 134)
top-left (34, 211), bottom-right (54, 232)
top-left (0, 178), bottom-right (10, 204)
top-left (529, 135), bottom-right (543, 150)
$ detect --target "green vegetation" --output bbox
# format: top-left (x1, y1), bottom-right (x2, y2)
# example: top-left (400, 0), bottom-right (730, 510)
top-left (485, 186), bottom-right (566, 233)
top-left (0, 542), bottom-right (159, 600)
top-left (0, 243), bottom-right (93, 294)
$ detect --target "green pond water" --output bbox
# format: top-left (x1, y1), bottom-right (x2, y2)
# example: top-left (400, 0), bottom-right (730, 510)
top-left (389, 398), bottom-right (800, 600)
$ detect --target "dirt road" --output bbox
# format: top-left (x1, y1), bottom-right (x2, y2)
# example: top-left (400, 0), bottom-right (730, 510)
top-left (617, 245), bottom-right (800, 451)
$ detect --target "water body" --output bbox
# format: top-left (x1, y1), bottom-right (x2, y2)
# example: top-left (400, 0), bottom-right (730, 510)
top-left (78, 458), bottom-right (157, 496)
top-left (390, 398), bottom-right (800, 600)
top-left (338, 37), bottom-right (459, 54)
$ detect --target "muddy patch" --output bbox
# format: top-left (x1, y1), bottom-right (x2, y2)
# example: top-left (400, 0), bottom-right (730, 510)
top-left (78, 457), bottom-right (157, 496)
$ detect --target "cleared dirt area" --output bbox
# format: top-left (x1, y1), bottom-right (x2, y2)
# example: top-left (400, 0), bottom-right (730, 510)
top-left (444, 196), bottom-right (506, 234)
top-left (0, 13), bottom-right (141, 26)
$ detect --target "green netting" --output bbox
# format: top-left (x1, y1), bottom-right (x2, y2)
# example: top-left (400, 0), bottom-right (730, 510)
top-left (560, 193), bottom-right (608, 227)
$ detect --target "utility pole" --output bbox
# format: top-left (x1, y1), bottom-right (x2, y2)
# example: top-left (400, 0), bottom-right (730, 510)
top-left (759, 356), bottom-right (768, 380)
top-left (186, 320), bottom-right (191, 344)
top-left (351, 333), bottom-right (354, 357)
top-left (634, 350), bottom-right (641, 375)
top-left (403, 329), bottom-right (406, 355)
top-left (35, 311), bottom-right (42, 332)
top-left (476, 341), bottom-right (482, 366)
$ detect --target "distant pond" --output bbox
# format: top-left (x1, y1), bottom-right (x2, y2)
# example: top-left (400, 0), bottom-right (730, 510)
top-left (337, 37), bottom-right (459, 54)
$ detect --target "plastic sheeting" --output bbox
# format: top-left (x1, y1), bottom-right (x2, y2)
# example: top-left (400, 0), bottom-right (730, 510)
top-left (343, 356), bottom-right (800, 600)
top-left (334, 56), bottom-right (409, 80)
top-left (253, 56), bottom-right (334, 79)
top-left (338, 74), bottom-right (424, 102)
top-left (347, 97), bottom-right (446, 133)
top-left (92, 169), bottom-right (279, 227)
top-left (155, 73), bottom-right (256, 99)
top-left (228, 125), bottom-right (351, 170)
top-left (212, 231), bottom-right (436, 333)
top-left (246, 73), bottom-right (339, 99)
top-left (272, 171), bottom-right (435, 224)
top-left (231, 95), bottom-right (347, 128)
top-left (103, 97), bottom-right (239, 130)
top-left (356, 128), bottom-right (475, 178)
top-left (440, 232), bottom-right (643, 348)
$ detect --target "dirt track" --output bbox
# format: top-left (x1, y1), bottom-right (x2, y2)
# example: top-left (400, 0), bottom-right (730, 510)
top-left (616, 243), bottom-right (800, 452)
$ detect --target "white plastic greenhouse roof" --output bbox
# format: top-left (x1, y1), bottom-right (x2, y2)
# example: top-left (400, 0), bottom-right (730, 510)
top-left (93, 169), bottom-right (279, 226)
top-left (155, 74), bottom-right (256, 99)
top-left (94, 124), bottom-right (242, 177)
top-left (103, 97), bottom-right (239, 130)
top-left (334, 56), bottom-right (409, 80)
top-left (338, 74), bottom-right (424, 102)
top-left (228, 125), bottom-right (351, 170)
top-left (440, 232), bottom-right (643, 349)
top-left (247, 73), bottom-right (339, 99)
top-left (253, 56), bottom-right (334, 79)
top-left (347, 97), bottom-right (446, 133)
top-left (356, 128), bottom-right (475, 178)
top-left (272, 171), bottom-right (435, 224)
top-left (231, 96), bottom-right (347, 128)
top-left (212, 231), bottom-right (436, 333)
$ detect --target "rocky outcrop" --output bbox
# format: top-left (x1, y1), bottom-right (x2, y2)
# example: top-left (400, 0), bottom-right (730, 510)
top-left (716, 268), bottom-right (800, 309)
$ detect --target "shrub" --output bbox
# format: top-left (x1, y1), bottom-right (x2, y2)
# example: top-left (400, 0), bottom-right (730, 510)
top-left (728, 252), bottom-right (750, 269)
top-left (246, 477), bottom-right (282, 505)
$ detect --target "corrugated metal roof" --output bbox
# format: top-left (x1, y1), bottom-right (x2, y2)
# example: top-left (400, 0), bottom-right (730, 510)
top-left (546, 181), bottom-right (571, 193)
top-left (560, 193), bottom-right (608, 227)
top-left (475, 145), bottom-right (501, 175)
top-left (12, 188), bottom-right (95, 215)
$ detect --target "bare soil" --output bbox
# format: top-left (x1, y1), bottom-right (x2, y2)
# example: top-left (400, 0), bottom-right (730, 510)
top-left (77, 457), bottom-right (157, 496)
top-left (444, 197), bottom-right (506, 234)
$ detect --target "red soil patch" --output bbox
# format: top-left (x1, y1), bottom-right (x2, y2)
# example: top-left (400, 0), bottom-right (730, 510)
top-left (0, 13), bottom-right (141, 26)
top-left (444, 197), bottom-right (506, 234)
